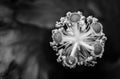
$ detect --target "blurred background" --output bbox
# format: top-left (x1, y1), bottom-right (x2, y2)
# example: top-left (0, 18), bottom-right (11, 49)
top-left (0, 0), bottom-right (120, 79)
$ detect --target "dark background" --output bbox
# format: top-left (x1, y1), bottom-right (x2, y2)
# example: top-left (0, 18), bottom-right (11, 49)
top-left (0, 0), bottom-right (120, 79)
